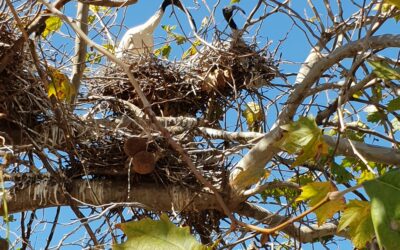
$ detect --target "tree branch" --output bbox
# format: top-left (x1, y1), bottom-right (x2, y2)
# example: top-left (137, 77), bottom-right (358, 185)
top-left (229, 34), bottom-right (400, 196)
top-left (236, 202), bottom-right (349, 243)
top-left (71, 2), bottom-right (89, 102)
top-left (323, 135), bottom-right (400, 166)
top-left (78, 0), bottom-right (138, 7)
top-left (0, 179), bottom-right (220, 215)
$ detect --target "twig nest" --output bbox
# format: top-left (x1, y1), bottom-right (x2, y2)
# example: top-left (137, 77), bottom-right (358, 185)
top-left (202, 68), bottom-right (231, 93)
top-left (123, 137), bottom-right (147, 157)
top-left (131, 151), bottom-right (156, 175)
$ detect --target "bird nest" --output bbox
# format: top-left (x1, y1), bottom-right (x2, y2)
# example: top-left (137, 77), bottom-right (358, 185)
top-left (0, 23), bottom-right (51, 146)
top-left (84, 40), bottom-right (277, 186)
top-left (90, 41), bottom-right (277, 120)
top-left (1, 16), bottom-right (278, 193)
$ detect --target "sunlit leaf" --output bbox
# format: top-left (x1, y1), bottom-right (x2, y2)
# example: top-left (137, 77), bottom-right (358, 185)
top-left (338, 200), bottom-right (375, 248)
top-left (173, 34), bottom-right (187, 45)
top-left (200, 17), bottom-right (209, 29)
top-left (103, 43), bottom-right (115, 53)
top-left (47, 67), bottom-right (75, 102)
top-left (113, 214), bottom-right (208, 250)
top-left (364, 170), bottom-right (400, 250)
top-left (242, 102), bottom-right (264, 132)
top-left (356, 170), bottom-right (376, 184)
top-left (368, 60), bottom-right (400, 80)
top-left (154, 44), bottom-right (171, 59)
top-left (182, 40), bottom-right (201, 59)
top-left (296, 182), bottom-right (345, 225)
top-left (391, 117), bottom-right (400, 131)
top-left (42, 16), bottom-right (62, 38)
top-left (88, 15), bottom-right (96, 25)
top-left (89, 5), bottom-right (108, 13)
top-left (277, 117), bottom-right (329, 167)
top-left (161, 24), bottom-right (176, 33)
top-left (384, 0), bottom-right (400, 9)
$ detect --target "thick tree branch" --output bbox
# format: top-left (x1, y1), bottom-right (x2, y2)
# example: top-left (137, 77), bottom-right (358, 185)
top-left (0, 177), bottom-right (349, 244)
top-left (323, 135), bottom-right (400, 166)
top-left (0, 179), bottom-right (220, 215)
top-left (229, 34), bottom-right (400, 196)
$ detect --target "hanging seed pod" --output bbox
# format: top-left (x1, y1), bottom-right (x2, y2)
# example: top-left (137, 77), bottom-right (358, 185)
top-left (123, 137), bottom-right (147, 157)
top-left (131, 151), bottom-right (156, 175)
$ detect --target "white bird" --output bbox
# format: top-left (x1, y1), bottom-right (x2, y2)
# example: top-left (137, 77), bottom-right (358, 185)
top-left (115, 0), bottom-right (195, 59)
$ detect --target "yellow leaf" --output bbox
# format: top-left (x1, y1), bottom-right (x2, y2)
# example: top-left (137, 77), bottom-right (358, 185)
top-left (47, 67), bottom-right (75, 102)
top-left (243, 102), bottom-right (264, 132)
top-left (42, 16), bottom-right (62, 38)
top-left (356, 170), bottom-right (376, 184)
top-left (89, 5), bottom-right (108, 13)
top-left (338, 200), bottom-right (375, 248)
top-left (296, 182), bottom-right (345, 225)
top-left (277, 117), bottom-right (329, 167)
top-left (384, 0), bottom-right (400, 9)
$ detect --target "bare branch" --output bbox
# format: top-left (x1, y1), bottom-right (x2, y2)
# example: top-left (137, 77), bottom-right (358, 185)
top-left (236, 202), bottom-right (349, 243)
top-left (71, 2), bottom-right (89, 102)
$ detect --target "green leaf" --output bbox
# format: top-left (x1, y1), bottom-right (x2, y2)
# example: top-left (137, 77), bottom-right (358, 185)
top-left (364, 170), bottom-right (400, 250)
top-left (388, 97), bottom-right (400, 112)
top-left (161, 24), bottom-right (176, 33)
top-left (384, 0), bottom-right (400, 9)
top-left (242, 102), bottom-right (264, 132)
top-left (338, 200), bottom-right (375, 248)
top-left (277, 117), bottom-right (328, 167)
top-left (154, 44), bottom-right (171, 59)
top-left (261, 179), bottom-right (300, 205)
top-left (88, 15), bottom-right (96, 25)
top-left (173, 34), bottom-right (187, 45)
top-left (296, 182), bottom-right (345, 225)
top-left (367, 111), bottom-right (385, 123)
top-left (368, 60), bottom-right (400, 80)
top-left (42, 16), bottom-right (62, 38)
top-left (103, 43), bottom-right (115, 53)
top-left (230, 0), bottom-right (240, 3)
top-left (113, 214), bottom-right (208, 250)
top-left (331, 162), bottom-right (354, 184)
top-left (356, 170), bottom-right (376, 184)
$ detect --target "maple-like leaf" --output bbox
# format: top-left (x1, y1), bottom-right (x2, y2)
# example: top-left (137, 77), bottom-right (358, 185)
top-left (47, 67), bottom-right (75, 102)
top-left (42, 16), bottom-right (62, 38)
top-left (296, 182), bottom-right (345, 225)
top-left (242, 102), bottom-right (264, 132)
top-left (338, 200), bottom-right (375, 248)
top-left (277, 117), bottom-right (328, 167)
top-left (113, 214), bottom-right (208, 250)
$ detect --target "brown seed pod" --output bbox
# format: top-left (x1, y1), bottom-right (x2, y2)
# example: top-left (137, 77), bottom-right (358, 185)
top-left (131, 151), bottom-right (156, 175)
top-left (123, 137), bottom-right (147, 157)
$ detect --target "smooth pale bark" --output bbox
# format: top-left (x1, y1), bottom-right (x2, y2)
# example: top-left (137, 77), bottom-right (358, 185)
top-left (229, 34), bottom-right (400, 195)
top-left (0, 178), bottom-right (347, 243)
top-left (0, 179), bottom-right (220, 214)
